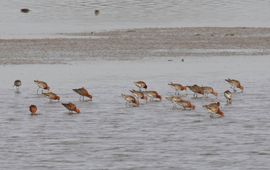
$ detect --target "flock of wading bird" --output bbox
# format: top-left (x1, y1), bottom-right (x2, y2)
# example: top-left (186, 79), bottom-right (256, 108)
top-left (13, 78), bottom-right (244, 118)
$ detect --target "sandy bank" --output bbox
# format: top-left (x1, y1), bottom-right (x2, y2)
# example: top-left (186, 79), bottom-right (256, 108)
top-left (1, 27), bottom-right (270, 64)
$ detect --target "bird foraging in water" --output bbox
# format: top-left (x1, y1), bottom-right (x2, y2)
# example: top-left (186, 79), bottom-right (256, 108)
top-left (225, 78), bottom-right (244, 92)
top-left (34, 80), bottom-right (50, 94)
top-left (73, 87), bottom-right (92, 101)
top-left (62, 103), bottom-right (80, 113)
top-left (143, 91), bottom-right (162, 102)
top-left (175, 99), bottom-right (195, 110)
top-left (130, 89), bottom-right (148, 103)
top-left (201, 86), bottom-right (218, 97)
top-left (29, 105), bottom-right (38, 115)
top-left (203, 102), bottom-right (224, 118)
top-left (42, 92), bottom-right (60, 101)
top-left (168, 82), bottom-right (187, 95)
top-left (134, 81), bottom-right (147, 91)
top-left (224, 90), bottom-right (232, 104)
top-left (187, 84), bottom-right (204, 98)
top-left (121, 94), bottom-right (139, 107)
top-left (14, 80), bottom-right (22, 91)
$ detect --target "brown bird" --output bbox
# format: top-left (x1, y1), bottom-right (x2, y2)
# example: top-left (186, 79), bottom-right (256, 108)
top-left (62, 103), bottom-right (80, 113)
top-left (143, 91), bottom-right (162, 101)
top-left (202, 86), bottom-right (218, 97)
top-left (29, 105), bottom-right (38, 115)
top-left (94, 9), bottom-right (100, 16)
top-left (130, 89), bottom-right (148, 103)
top-left (224, 90), bottom-right (232, 104)
top-left (175, 99), bottom-right (195, 110)
top-left (168, 82), bottom-right (187, 95)
top-left (43, 92), bottom-right (60, 101)
top-left (121, 94), bottom-right (139, 107)
top-left (134, 81), bottom-right (148, 91)
top-left (14, 80), bottom-right (22, 91)
top-left (225, 78), bottom-right (244, 92)
top-left (34, 80), bottom-right (50, 94)
top-left (187, 84), bottom-right (204, 98)
top-left (203, 102), bottom-right (224, 118)
top-left (73, 87), bottom-right (92, 101)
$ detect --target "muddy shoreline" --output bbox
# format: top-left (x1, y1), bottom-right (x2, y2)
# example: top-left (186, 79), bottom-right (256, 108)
top-left (1, 27), bottom-right (270, 64)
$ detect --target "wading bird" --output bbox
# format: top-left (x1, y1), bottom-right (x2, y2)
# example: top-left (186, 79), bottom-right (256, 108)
top-left (121, 94), bottom-right (139, 107)
top-left (224, 90), bottom-right (232, 104)
top-left (62, 103), bottom-right (80, 113)
top-left (73, 87), bottom-right (92, 101)
top-left (168, 82), bottom-right (187, 95)
top-left (225, 78), bottom-right (244, 92)
top-left (34, 80), bottom-right (50, 94)
top-left (134, 81), bottom-right (147, 91)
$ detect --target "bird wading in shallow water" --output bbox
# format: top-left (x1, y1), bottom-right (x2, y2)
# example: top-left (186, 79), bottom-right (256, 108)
top-left (224, 90), bottom-right (232, 104)
top-left (14, 80), bottom-right (22, 92)
top-left (168, 82), bottom-right (187, 95)
top-left (134, 81), bottom-right (148, 91)
top-left (187, 84), bottom-right (204, 98)
top-left (130, 89), bottom-right (148, 103)
top-left (143, 91), bottom-right (162, 102)
top-left (34, 80), bottom-right (50, 94)
top-left (203, 102), bottom-right (224, 118)
top-left (42, 92), bottom-right (60, 102)
top-left (121, 94), bottom-right (139, 107)
top-left (29, 105), bottom-right (38, 115)
top-left (73, 87), bottom-right (93, 101)
top-left (225, 78), bottom-right (244, 92)
top-left (62, 103), bottom-right (80, 113)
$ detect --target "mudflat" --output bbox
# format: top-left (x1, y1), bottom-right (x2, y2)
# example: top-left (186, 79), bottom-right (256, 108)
top-left (1, 27), bottom-right (270, 64)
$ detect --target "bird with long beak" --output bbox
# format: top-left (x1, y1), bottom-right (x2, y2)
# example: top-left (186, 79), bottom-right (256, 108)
top-left (34, 80), bottom-right (50, 94)
top-left (14, 80), bottom-right (22, 91)
top-left (29, 105), bottom-right (38, 115)
top-left (187, 84), bottom-right (204, 98)
top-left (134, 81), bottom-right (147, 91)
top-left (121, 94), bottom-right (139, 107)
top-left (42, 92), bottom-right (60, 101)
top-left (130, 89), bottom-right (148, 103)
top-left (202, 86), bottom-right (218, 97)
top-left (174, 99), bottom-right (195, 110)
top-left (166, 96), bottom-right (183, 109)
top-left (224, 90), bottom-right (232, 104)
top-left (168, 82), bottom-right (187, 95)
top-left (73, 87), bottom-right (92, 101)
top-left (225, 78), bottom-right (244, 92)
top-left (203, 102), bottom-right (224, 118)
top-left (62, 103), bottom-right (80, 113)
top-left (143, 91), bottom-right (162, 102)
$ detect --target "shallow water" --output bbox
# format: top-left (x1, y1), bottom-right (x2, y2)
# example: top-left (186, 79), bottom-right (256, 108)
top-left (1, 0), bottom-right (270, 38)
top-left (1, 56), bottom-right (270, 169)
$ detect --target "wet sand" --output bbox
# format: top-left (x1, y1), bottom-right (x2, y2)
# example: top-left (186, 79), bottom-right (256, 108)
top-left (1, 27), bottom-right (270, 64)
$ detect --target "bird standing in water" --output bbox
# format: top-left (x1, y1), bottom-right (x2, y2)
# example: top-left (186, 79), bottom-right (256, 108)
top-left (203, 102), bottom-right (224, 118)
top-left (43, 92), bottom-right (60, 102)
top-left (14, 80), bottom-right (22, 92)
top-left (73, 87), bottom-right (92, 101)
top-left (134, 81), bottom-right (148, 91)
top-left (121, 94), bottom-right (139, 107)
top-left (29, 105), bottom-right (38, 115)
top-left (224, 90), bottom-right (232, 104)
top-left (143, 91), bottom-right (162, 102)
top-left (225, 79), bottom-right (244, 92)
top-left (34, 80), bottom-right (50, 94)
top-left (62, 103), bottom-right (80, 113)
top-left (168, 82), bottom-right (187, 95)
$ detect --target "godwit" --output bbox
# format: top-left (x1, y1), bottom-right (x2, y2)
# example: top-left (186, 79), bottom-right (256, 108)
top-left (62, 103), bottom-right (80, 113)
top-left (203, 102), bottom-right (224, 118)
top-left (143, 91), bottom-right (162, 101)
top-left (73, 87), bottom-right (92, 101)
top-left (168, 82), bottom-right (187, 95)
top-left (34, 80), bottom-right (50, 94)
top-left (187, 84), bottom-right (204, 98)
top-left (202, 86), bottom-right (218, 97)
top-left (42, 92), bottom-right (60, 101)
top-left (14, 80), bottom-right (22, 91)
top-left (174, 99), bottom-right (195, 110)
top-left (29, 105), bottom-right (38, 115)
top-left (121, 94), bottom-right (139, 107)
top-left (134, 81), bottom-right (147, 91)
top-left (225, 78), bottom-right (244, 92)
top-left (130, 89), bottom-right (148, 103)
top-left (166, 96), bottom-right (183, 109)
top-left (224, 90), bottom-right (232, 104)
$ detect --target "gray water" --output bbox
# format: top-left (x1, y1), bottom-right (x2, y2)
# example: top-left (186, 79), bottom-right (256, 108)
top-left (1, 56), bottom-right (270, 169)
top-left (1, 0), bottom-right (270, 38)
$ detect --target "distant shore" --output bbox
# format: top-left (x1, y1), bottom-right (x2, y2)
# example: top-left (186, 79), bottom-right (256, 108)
top-left (1, 27), bottom-right (270, 64)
